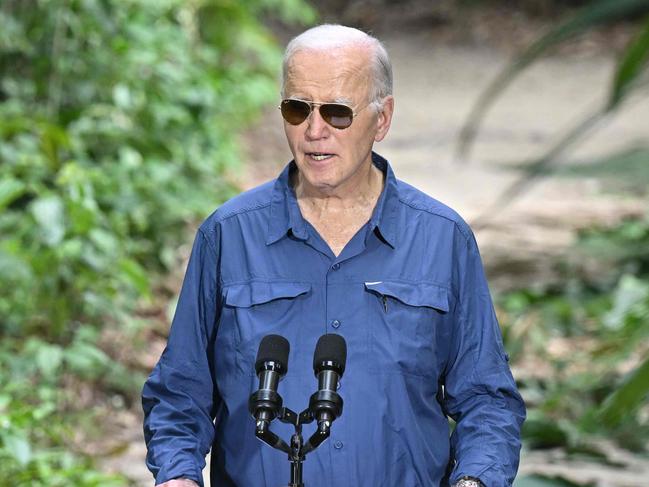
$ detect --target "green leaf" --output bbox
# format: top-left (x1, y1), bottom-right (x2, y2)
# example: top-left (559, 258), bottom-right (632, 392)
top-left (0, 249), bottom-right (31, 282)
top-left (553, 146), bottom-right (649, 192)
top-left (38, 122), bottom-right (70, 168)
top-left (0, 394), bottom-right (10, 410)
top-left (610, 15), bottom-right (649, 107)
top-left (35, 343), bottom-right (64, 378)
top-left (0, 178), bottom-right (26, 211)
top-left (112, 83), bottom-right (132, 109)
top-left (88, 228), bottom-right (118, 257)
top-left (68, 201), bottom-right (98, 235)
top-left (63, 341), bottom-right (110, 379)
top-left (1, 431), bottom-right (32, 465)
top-left (603, 274), bottom-right (649, 329)
top-left (597, 354), bottom-right (649, 426)
top-left (31, 196), bottom-right (66, 246)
top-left (119, 258), bottom-right (150, 296)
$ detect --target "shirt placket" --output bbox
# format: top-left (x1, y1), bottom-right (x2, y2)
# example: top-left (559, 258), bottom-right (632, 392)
top-left (324, 258), bottom-right (351, 487)
top-left (320, 226), bottom-right (372, 487)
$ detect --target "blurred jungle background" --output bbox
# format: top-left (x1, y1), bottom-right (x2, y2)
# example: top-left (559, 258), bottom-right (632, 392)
top-left (1, 0), bottom-right (648, 485)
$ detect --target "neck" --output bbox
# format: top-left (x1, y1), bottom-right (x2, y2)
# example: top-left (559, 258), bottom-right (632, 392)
top-left (294, 163), bottom-right (384, 216)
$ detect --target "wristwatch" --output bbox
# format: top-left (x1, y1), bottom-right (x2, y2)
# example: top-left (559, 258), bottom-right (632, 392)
top-left (453, 477), bottom-right (484, 487)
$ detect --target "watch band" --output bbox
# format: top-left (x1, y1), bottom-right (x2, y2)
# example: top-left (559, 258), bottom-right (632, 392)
top-left (454, 477), bottom-right (484, 487)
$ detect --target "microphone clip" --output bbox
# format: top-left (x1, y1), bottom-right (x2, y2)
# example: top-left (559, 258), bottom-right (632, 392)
top-left (252, 403), bottom-right (335, 487)
top-left (249, 334), bottom-right (347, 487)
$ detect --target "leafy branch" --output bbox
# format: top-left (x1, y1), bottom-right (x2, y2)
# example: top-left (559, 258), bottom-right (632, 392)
top-left (456, 0), bottom-right (649, 227)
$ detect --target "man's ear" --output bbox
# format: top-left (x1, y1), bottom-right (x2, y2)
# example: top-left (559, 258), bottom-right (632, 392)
top-left (374, 95), bottom-right (394, 143)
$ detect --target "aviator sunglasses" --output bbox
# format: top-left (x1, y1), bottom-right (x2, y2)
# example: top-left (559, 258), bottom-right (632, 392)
top-left (279, 98), bottom-right (369, 129)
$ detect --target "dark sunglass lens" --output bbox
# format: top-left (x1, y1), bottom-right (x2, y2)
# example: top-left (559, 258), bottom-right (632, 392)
top-left (281, 100), bottom-right (311, 125)
top-left (320, 103), bottom-right (354, 129)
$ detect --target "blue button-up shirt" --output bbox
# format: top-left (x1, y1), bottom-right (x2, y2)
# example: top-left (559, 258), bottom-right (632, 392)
top-left (142, 153), bottom-right (525, 487)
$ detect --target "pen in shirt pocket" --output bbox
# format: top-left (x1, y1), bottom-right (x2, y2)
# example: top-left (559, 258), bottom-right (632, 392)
top-left (365, 281), bottom-right (388, 312)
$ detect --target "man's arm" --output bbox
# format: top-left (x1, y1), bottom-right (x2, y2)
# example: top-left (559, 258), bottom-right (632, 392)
top-left (142, 228), bottom-right (220, 487)
top-left (442, 231), bottom-right (526, 487)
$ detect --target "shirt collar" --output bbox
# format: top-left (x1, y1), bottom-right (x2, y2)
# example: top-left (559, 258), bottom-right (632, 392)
top-left (266, 151), bottom-right (400, 248)
top-left (368, 152), bottom-right (399, 248)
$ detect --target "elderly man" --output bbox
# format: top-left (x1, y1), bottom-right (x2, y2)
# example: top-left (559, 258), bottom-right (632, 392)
top-left (143, 24), bottom-right (525, 487)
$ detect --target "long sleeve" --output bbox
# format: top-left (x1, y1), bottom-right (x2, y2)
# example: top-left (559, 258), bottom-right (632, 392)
top-left (442, 231), bottom-right (526, 487)
top-left (142, 227), bottom-right (220, 487)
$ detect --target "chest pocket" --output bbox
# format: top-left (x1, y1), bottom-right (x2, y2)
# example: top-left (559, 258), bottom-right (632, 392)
top-left (222, 281), bottom-right (311, 376)
top-left (364, 280), bottom-right (449, 378)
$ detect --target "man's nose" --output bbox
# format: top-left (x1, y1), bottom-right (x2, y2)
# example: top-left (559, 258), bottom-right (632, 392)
top-left (305, 106), bottom-right (329, 139)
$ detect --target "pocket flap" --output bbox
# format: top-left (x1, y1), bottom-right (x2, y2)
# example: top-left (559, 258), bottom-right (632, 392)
top-left (225, 281), bottom-right (311, 308)
top-left (364, 281), bottom-right (449, 313)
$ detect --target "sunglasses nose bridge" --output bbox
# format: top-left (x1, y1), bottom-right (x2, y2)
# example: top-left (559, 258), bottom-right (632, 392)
top-left (305, 102), bottom-right (327, 125)
top-left (306, 102), bottom-right (324, 121)
top-left (304, 102), bottom-right (332, 137)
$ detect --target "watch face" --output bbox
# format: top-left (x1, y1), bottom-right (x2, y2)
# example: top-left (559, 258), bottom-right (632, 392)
top-left (457, 479), bottom-right (482, 487)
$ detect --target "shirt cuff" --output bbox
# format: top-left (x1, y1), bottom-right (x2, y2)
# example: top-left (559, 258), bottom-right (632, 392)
top-left (154, 457), bottom-right (204, 487)
top-left (451, 464), bottom-right (510, 487)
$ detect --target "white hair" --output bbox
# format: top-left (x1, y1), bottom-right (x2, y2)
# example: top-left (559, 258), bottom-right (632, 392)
top-left (281, 24), bottom-right (393, 111)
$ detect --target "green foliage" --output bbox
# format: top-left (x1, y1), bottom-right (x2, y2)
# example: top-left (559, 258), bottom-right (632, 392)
top-left (0, 0), bottom-right (315, 482)
top-left (0, 336), bottom-right (128, 486)
top-left (0, 0), bottom-right (314, 339)
top-left (500, 216), bottom-right (649, 453)
top-left (610, 14), bottom-right (649, 106)
top-left (550, 146), bottom-right (649, 195)
top-left (598, 353), bottom-right (649, 427)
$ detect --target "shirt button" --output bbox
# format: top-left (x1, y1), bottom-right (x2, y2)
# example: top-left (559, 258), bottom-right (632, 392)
top-left (331, 319), bottom-right (341, 329)
top-left (334, 441), bottom-right (343, 449)
top-left (331, 263), bottom-right (340, 271)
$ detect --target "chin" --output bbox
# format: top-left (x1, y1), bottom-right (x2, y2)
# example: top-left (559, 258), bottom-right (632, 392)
top-left (303, 172), bottom-right (338, 191)
top-left (302, 163), bottom-right (334, 180)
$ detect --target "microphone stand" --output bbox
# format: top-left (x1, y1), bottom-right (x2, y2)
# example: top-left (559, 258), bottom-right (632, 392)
top-left (253, 391), bottom-right (342, 487)
top-left (250, 334), bottom-right (345, 487)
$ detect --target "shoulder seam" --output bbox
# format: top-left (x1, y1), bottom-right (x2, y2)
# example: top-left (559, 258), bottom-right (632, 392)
top-left (215, 201), bottom-right (271, 223)
top-left (397, 196), bottom-right (470, 241)
top-left (197, 226), bottom-right (218, 255)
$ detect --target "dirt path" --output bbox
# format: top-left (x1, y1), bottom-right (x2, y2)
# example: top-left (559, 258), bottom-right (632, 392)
top-left (105, 32), bottom-right (649, 486)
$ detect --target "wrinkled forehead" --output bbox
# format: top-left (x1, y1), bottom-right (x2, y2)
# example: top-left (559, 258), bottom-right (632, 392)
top-left (284, 46), bottom-right (373, 102)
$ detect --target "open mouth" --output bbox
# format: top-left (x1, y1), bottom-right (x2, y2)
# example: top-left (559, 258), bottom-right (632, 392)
top-left (307, 152), bottom-right (335, 161)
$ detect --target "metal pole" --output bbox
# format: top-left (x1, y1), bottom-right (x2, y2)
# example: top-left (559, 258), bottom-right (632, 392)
top-left (288, 458), bottom-right (304, 487)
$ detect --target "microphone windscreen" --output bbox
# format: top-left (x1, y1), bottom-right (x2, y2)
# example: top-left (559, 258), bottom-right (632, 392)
top-left (313, 333), bottom-right (347, 374)
top-left (255, 334), bottom-right (290, 374)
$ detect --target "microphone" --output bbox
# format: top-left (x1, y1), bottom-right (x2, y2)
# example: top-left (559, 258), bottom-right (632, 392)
top-left (248, 334), bottom-right (290, 425)
top-left (309, 334), bottom-right (346, 429)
